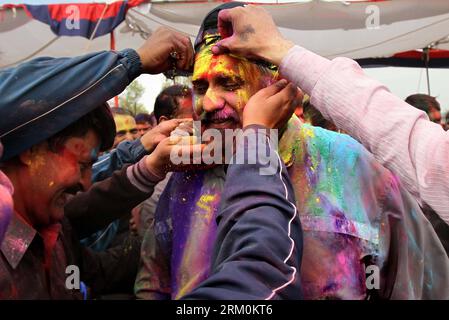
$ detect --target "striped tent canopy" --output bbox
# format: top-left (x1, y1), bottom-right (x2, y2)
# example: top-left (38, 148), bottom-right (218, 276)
top-left (2, 0), bottom-right (449, 68)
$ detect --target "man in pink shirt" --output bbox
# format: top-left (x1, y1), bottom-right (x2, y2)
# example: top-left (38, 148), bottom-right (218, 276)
top-left (212, 5), bottom-right (449, 226)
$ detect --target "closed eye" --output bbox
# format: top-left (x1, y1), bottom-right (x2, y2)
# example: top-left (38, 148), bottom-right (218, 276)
top-left (193, 80), bottom-right (208, 95)
top-left (216, 76), bottom-right (243, 91)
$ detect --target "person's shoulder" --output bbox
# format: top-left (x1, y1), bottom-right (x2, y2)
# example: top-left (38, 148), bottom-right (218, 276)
top-left (302, 124), bottom-right (366, 158)
top-left (302, 124), bottom-right (391, 176)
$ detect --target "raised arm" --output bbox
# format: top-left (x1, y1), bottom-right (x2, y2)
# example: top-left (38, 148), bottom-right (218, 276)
top-left (212, 5), bottom-right (449, 224)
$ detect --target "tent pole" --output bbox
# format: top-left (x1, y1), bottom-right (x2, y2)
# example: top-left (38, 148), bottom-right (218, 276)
top-left (423, 47), bottom-right (431, 95)
top-left (110, 30), bottom-right (119, 109)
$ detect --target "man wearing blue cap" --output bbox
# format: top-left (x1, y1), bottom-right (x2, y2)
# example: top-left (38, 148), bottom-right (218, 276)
top-left (0, 26), bottom-right (197, 299)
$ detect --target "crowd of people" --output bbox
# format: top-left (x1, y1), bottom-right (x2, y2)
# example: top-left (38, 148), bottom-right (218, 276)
top-left (0, 2), bottom-right (448, 300)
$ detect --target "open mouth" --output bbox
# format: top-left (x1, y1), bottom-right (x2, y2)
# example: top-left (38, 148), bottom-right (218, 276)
top-left (204, 118), bottom-right (238, 131)
top-left (209, 117), bottom-right (235, 125)
top-left (203, 112), bottom-right (240, 128)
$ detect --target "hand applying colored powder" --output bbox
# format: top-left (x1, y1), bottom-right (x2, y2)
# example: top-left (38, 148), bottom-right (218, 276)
top-left (243, 79), bottom-right (303, 129)
top-left (212, 5), bottom-right (294, 66)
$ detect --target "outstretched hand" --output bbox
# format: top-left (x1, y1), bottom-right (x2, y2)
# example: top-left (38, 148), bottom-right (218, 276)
top-left (212, 5), bottom-right (294, 66)
top-left (140, 118), bottom-right (193, 152)
top-left (137, 27), bottom-right (194, 74)
top-left (243, 79), bottom-right (303, 129)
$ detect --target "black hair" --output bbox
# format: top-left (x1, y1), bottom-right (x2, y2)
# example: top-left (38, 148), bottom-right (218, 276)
top-left (194, 2), bottom-right (277, 72)
top-left (135, 112), bottom-right (157, 127)
top-left (303, 100), bottom-right (337, 131)
top-left (154, 85), bottom-right (192, 123)
top-left (405, 94), bottom-right (441, 113)
top-left (47, 104), bottom-right (115, 153)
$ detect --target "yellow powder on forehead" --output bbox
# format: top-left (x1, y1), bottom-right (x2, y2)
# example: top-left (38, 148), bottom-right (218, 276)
top-left (114, 114), bottom-right (136, 133)
top-left (194, 39), bottom-right (276, 85)
top-left (194, 38), bottom-right (255, 79)
top-left (193, 37), bottom-right (277, 111)
top-left (193, 47), bottom-right (213, 81)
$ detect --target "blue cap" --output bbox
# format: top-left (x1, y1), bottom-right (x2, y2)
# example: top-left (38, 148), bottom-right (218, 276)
top-left (0, 50), bottom-right (129, 161)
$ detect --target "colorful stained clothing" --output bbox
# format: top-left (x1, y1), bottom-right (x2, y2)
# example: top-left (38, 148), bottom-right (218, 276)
top-left (0, 213), bottom-right (81, 299)
top-left (138, 117), bottom-right (449, 300)
top-left (0, 161), bottom-right (156, 299)
top-left (183, 126), bottom-right (302, 299)
top-left (280, 46), bottom-right (449, 225)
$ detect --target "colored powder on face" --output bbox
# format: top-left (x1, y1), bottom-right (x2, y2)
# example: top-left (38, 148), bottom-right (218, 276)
top-left (193, 42), bottom-right (214, 81)
top-left (337, 252), bottom-right (347, 266)
top-left (193, 39), bottom-right (276, 115)
top-left (114, 115), bottom-right (136, 133)
top-left (28, 152), bottom-right (47, 176)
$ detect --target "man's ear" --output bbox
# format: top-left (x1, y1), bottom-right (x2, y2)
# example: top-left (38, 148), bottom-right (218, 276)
top-left (19, 148), bottom-right (34, 167)
top-left (18, 143), bottom-right (45, 167)
top-left (159, 116), bottom-right (169, 123)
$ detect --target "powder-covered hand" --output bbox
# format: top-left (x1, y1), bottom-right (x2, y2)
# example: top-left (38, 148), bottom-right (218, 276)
top-left (212, 5), bottom-right (294, 66)
top-left (243, 79), bottom-right (303, 129)
top-left (144, 121), bottom-right (211, 177)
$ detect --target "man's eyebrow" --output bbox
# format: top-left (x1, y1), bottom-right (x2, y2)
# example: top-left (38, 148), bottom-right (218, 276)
top-left (192, 70), bottom-right (243, 82)
top-left (215, 74), bottom-right (244, 84)
top-left (192, 78), bottom-right (207, 85)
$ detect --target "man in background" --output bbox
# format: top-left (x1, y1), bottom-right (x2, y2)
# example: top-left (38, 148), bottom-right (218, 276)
top-left (405, 94), bottom-right (442, 126)
top-left (135, 113), bottom-right (157, 137)
top-left (131, 85), bottom-right (196, 236)
top-left (112, 108), bottom-right (140, 148)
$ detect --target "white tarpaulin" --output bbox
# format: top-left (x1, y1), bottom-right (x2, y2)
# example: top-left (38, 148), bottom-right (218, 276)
top-left (2, 0), bottom-right (449, 68)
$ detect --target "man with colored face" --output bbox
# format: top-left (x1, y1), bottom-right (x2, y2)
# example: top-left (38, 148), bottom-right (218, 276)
top-left (135, 113), bottom-right (157, 136)
top-left (0, 105), bottom-right (132, 299)
top-left (3, 123), bottom-right (101, 228)
top-left (113, 111), bottom-right (140, 148)
top-left (142, 3), bottom-right (449, 300)
top-left (0, 26), bottom-right (199, 299)
top-left (192, 37), bottom-right (275, 133)
top-left (135, 85), bottom-right (197, 235)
